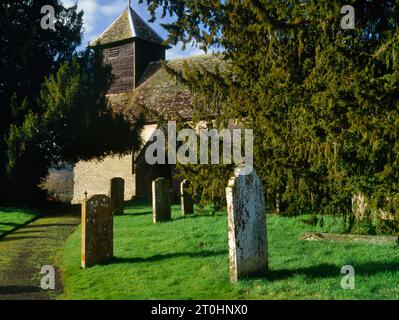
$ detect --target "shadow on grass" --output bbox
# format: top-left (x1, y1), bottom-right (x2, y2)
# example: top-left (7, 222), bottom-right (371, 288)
top-left (125, 199), bottom-right (151, 207)
top-left (123, 211), bottom-right (152, 217)
top-left (23, 223), bottom-right (78, 228)
top-left (249, 261), bottom-right (399, 282)
top-left (0, 207), bottom-right (38, 215)
top-left (0, 286), bottom-right (41, 295)
top-left (0, 222), bottom-right (20, 227)
top-left (108, 250), bottom-right (228, 265)
top-left (174, 214), bottom-right (225, 221)
top-left (0, 236), bottom-right (47, 242)
top-left (8, 230), bottom-right (43, 235)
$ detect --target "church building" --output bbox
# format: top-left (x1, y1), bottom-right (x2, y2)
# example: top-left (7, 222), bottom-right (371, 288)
top-left (65, 5), bottom-right (221, 204)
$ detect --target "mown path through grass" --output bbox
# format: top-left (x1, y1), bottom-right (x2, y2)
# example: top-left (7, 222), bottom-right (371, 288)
top-left (0, 212), bottom-right (80, 300)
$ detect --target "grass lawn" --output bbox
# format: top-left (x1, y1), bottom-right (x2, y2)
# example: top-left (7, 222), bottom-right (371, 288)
top-left (60, 201), bottom-right (399, 300)
top-left (0, 207), bottom-right (41, 237)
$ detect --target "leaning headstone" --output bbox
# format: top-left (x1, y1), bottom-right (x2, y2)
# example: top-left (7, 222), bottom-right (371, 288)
top-left (81, 195), bottom-right (113, 268)
top-left (152, 178), bottom-right (171, 223)
top-left (110, 178), bottom-right (125, 215)
top-left (226, 167), bottom-right (268, 283)
top-left (181, 180), bottom-right (194, 216)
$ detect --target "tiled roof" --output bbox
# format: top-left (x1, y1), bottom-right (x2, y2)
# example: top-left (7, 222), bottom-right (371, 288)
top-left (107, 54), bottom-right (226, 123)
top-left (90, 6), bottom-right (165, 47)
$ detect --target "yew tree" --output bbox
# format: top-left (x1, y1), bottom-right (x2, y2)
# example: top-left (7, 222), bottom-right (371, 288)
top-left (1, 1), bottom-right (143, 203)
top-left (142, 0), bottom-right (399, 224)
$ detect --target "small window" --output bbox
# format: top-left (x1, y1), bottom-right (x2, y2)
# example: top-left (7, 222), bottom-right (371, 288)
top-left (108, 48), bottom-right (120, 59)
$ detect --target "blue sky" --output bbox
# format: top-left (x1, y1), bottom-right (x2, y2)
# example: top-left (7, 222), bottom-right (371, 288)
top-left (61, 0), bottom-right (207, 59)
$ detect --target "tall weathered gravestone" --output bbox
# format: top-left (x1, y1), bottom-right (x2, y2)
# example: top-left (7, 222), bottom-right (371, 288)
top-left (152, 178), bottom-right (171, 223)
top-left (110, 177), bottom-right (125, 215)
top-left (181, 180), bottom-right (194, 216)
top-left (81, 195), bottom-right (113, 268)
top-left (226, 167), bottom-right (268, 283)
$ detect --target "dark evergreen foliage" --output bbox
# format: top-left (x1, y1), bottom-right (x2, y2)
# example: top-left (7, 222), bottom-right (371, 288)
top-left (143, 0), bottom-right (399, 229)
top-left (0, 1), bottom-right (143, 203)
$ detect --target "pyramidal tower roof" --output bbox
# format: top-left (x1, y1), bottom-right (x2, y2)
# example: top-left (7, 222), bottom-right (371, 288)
top-left (90, 6), bottom-right (166, 47)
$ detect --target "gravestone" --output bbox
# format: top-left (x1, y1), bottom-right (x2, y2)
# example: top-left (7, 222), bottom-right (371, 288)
top-left (352, 193), bottom-right (394, 222)
top-left (352, 194), bottom-right (367, 222)
top-left (152, 178), bottom-right (171, 223)
top-left (110, 177), bottom-right (125, 215)
top-left (226, 167), bottom-right (268, 283)
top-left (181, 180), bottom-right (194, 216)
top-left (81, 195), bottom-right (113, 268)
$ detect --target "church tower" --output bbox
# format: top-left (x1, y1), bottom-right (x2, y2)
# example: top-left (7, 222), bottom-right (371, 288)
top-left (90, 5), bottom-right (169, 94)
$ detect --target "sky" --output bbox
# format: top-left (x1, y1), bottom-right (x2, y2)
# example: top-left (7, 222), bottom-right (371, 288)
top-left (61, 0), bottom-right (207, 60)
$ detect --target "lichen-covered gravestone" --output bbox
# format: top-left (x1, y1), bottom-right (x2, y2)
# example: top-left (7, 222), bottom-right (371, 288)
top-left (181, 180), bottom-right (194, 216)
top-left (152, 178), bottom-right (171, 223)
top-left (110, 177), bottom-right (125, 215)
top-left (226, 167), bottom-right (268, 283)
top-left (352, 193), bottom-right (394, 222)
top-left (81, 195), bottom-right (113, 268)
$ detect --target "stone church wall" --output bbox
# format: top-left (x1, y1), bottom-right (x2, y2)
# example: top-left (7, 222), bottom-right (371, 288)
top-left (42, 124), bottom-right (182, 204)
top-left (71, 124), bottom-right (158, 204)
top-left (71, 154), bottom-right (135, 204)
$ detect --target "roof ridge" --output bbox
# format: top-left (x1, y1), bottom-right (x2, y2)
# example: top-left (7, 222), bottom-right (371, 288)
top-left (128, 7), bottom-right (164, 44)
top-left (90, 6), bottom-right (166, 47)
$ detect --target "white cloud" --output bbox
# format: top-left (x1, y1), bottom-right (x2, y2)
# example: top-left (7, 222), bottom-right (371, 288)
top-left (61, 0), bottom-right (124, 40)
top-left (79, 0), bottom-right (98, 34)
top-left (99, 4), bottom-right (124, 17)
top-left (62, 0), bottom-right (76, 7)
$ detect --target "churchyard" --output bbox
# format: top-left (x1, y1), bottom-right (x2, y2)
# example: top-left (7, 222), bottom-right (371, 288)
top-left (1, 170), bottom-right (399, 300)
top-left (60, 199), bottom-right (399, 300)
top-left (1, 1), bottom-right (399, 303)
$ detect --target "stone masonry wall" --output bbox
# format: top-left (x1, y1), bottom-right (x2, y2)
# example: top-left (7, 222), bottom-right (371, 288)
top-left (71, 125), bottom-right (157, 204)
top-left (71, 154), bottom-right (135, 204)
